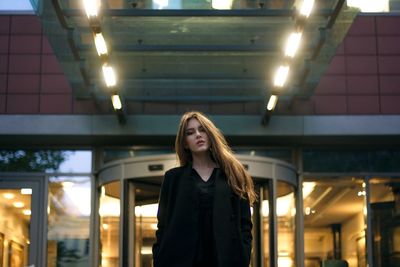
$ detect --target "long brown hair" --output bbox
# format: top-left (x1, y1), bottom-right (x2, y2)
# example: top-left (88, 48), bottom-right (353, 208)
top-left (175, 111), bottom-right (257, 205)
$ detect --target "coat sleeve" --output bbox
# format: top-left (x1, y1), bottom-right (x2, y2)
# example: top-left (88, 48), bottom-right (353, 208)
top-left (240, 197), bottom-right (253, 263)
top-left (152, 170), bottom-right (172, 259)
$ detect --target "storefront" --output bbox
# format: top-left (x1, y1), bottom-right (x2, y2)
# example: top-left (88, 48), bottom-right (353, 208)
top-left (1, 148), bottom-right (400, 267)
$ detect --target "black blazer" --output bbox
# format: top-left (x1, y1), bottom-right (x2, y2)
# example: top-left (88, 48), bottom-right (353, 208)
top-left (152, 164), bottom-right (253, 267)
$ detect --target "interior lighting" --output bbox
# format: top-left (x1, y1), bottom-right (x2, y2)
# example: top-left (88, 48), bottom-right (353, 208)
top-left (274, 65), bottom-right (290, 87)
top-left (267, 95), bottom-right (278, 111)
top-left (212, 0), bottom-right (233, 9)
top-left (278, 256), bottom-right (293, 267)
top-left (299, 0), bottom-right (315, 17)
top-left (347, 0), bottom-right (389, 12)
top-left (13, 202), bottom-right (25, 208)
top-left (135, 204), bottom-right (158, 217)
top-left (3, 193), bottom-right (15, 199)
top-left (23, 209), bottom-right (31, 216)
top-left (94, 33), bottom-right (108, 56)
top-left (102, 64), bottom-right (117, 87)
top-left (111, 95), bottom-right (122, 110)
top-left (285, 32), bottom-right (302, 58)
top-left (305, 206), bottom-right (311, 215)
top-left (21, 188), bottom-right (32, 195)
top-left (150, 223), bottom-right (158, 230)
top-left (102, 223), bottom-right (109, 230)
top-left (83, 0), bottom-right (100, 18)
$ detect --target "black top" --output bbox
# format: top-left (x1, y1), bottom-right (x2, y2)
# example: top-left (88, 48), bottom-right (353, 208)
top-left (192, 168), bottom-right (218, 267)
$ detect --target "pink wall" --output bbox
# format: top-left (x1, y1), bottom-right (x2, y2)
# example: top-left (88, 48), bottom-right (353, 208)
top-left (1, 15), bottom-right (400, 115)
top-left (281, 16), bottom-right (400, 115)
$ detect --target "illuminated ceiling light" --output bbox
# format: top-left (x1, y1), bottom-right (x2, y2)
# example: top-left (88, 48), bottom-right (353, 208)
top-left (23, 209), bottom-right (31, 216)
top-left (284, 32), bottom-right (302, 58)
top-left (274, 65), bottom-right (290, 87)
top-left (21, 188), bottom-right (32, 195)
top-left (102, 64), bottom-right (117, 87)
top-left (305, 206), bottom-right (311, 215)
top-left (13, 202), bottom-right (25, 208)
top-left (83, 0), bottom-right (100, 18)
top-left (102, 223), bottom-right (109, 230)
top-left (94, 33), bottom-right (108, 56)
top-left (111, 95), bottom-right (122, 110)
top-left (299, 0), bottom-right (315, 17)
top-left (347, 0), bottom-right (389, 13)
top-left (3, 193), bottom-right (15, 199)
top-left (267, 95), bottom-right (278, 111)
top-left (212, 0), bottom-right (233, 9)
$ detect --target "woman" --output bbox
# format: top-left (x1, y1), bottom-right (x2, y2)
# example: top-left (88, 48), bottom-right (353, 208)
top-left (152, 111), bottom-right (256, 267)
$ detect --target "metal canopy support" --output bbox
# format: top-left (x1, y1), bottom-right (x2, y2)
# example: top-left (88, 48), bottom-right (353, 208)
top-left (261, 0), bottom-right (358, 125)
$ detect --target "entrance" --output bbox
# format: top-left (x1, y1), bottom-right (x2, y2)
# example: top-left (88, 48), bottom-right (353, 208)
top-left (97, 154), bottom-right (298, 267)
top-left (0, 174), bottom-right (46, 267)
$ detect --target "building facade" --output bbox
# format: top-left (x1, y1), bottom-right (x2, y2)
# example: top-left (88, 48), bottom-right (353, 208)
top-left (1, 1), bottom-right (400, 267)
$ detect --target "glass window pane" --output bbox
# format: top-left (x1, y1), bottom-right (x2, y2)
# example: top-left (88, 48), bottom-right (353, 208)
top-left (100, 181), bottom-right (121, 267)
top-left (261, 184), bottom-right (270, 267)
top-left (0, 188), bottom-right (31, 267)
top-left (277, 181), bottom-right (296, 267)
top-left (303, 177), bottom-right (367, 267)
top-left (47, 176), bottom-right (91, 267)
top-left (133, 182), bottom-right (159, 267)
top-left (369, 177), bottom-right (400, 267)
top-left (0, 150), bottom-right (92, 173)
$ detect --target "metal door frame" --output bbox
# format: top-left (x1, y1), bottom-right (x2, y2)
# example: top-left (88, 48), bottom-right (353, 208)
top-left (0, 173), bottom-right (48, 267)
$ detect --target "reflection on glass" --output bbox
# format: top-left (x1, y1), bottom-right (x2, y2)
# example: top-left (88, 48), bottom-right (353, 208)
top-left (369, 177), bottom-right (400, 267)
top-left (47, 176), bottom-right (91, 267)
top-left (277, 182), bottom-right (295, 267)
top-left (0, 189), bottom-right (31, 267)
top-left (100, 181), bottom-right (121, 267)
top-left (303, 177), bottom-right (366, 267)
top-left (261, 185), bottom-right (270, 267)
top-left (134, 184), bottom-right (159, 267)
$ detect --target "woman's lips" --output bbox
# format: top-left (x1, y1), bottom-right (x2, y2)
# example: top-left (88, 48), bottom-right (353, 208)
top-left (196, 140), bottom-right (205, 145)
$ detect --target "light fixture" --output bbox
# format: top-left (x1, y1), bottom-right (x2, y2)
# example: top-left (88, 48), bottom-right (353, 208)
top-left (94, 33), bottom-right (108, 56)
top-left (3, 193), bottom-right (15, 199)
top-left (285, 32), bottom-right (302, 58)
top-left (13, 202), bottom-right (25, 208)
top-left (22, 209), bottom-right (31, 216)
top-left (274, 65), bottom-right (290, 87)
top-left (102, 64), bottom-right (117, 87)
top-left (21, 188), bottom-right (32, 195)
top-left (211, 0), bottom-right (233, 9)
top-left (299, 0), bottom-right (315, 17)
top-left (83, 0), bottom-right (100, 18)
top-left (267, 95), bottom-right (278, 111)
top-left (111, 94), bottom-right (122, 110)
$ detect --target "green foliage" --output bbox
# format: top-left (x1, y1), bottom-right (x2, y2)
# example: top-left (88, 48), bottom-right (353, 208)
top-left (0, 150), bottom-right (68, 172)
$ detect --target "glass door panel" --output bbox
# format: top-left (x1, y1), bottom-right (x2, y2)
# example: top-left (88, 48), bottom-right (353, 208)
top-left (99, 181), bottom-right (121, 267)
top-left (132, 181), bottom-right (159, 267)
top-left (0, 188), bottom-right (31, 267)
top-left (261, 183), bottom-right (270, 267)
top-left (369, 177), bottom-right (400, 267)
top-left (277, 181), bottom-right (296, 267)
top-left (303, 177), bottom-right (366, 267)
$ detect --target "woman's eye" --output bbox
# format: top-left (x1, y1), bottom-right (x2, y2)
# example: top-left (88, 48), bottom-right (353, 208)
top-left (186, 131), bottom-right (193, 135)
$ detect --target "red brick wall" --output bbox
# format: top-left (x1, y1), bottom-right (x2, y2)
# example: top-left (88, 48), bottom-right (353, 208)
top-left (284, 16), bottom-right (400, 115)
top-left (1, 15), bottom-right (400, 115)
top-left (0, 15), bottom-right (99, 114)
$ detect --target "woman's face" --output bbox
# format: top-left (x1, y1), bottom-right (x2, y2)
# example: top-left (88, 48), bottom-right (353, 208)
top-left (184, 118), bottom-right (211, 155)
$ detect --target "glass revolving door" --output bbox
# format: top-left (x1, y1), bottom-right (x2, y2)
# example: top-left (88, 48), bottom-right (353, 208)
top-left (97, 154), bottom-right (298, 267)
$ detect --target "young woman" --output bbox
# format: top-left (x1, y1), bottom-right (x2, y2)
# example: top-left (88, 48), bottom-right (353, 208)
top-left (152, 111), bottom-right (256, 267)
